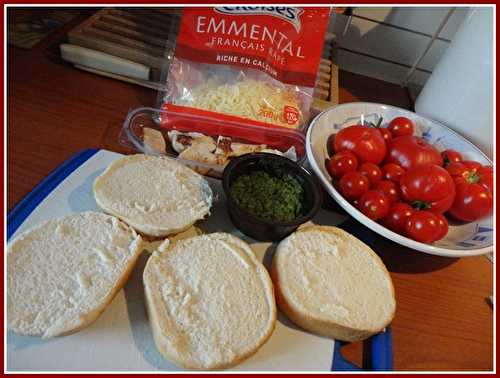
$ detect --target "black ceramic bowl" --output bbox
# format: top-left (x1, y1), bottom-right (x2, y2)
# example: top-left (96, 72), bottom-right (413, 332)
top-left (222, 153), bottom-right (322, 242)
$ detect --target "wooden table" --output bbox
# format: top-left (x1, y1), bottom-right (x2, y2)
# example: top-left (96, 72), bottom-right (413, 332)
top-left (7, 11), bottom-right (493, 372)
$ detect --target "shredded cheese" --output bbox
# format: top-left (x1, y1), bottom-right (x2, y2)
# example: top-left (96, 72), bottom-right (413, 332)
top-left (173, 79), bottom-right (303, 129)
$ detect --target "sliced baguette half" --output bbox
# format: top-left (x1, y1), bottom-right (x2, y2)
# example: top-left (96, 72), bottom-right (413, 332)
top-left (7, 212), bottom-right (143, 338)
top-left (271, 225), bottom-right (396, 341)
top-left (143, 233), bottom-right (276, 370)
top-left (93, 154), bottom-right (213, 237)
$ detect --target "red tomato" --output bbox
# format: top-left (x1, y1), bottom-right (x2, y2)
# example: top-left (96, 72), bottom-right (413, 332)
top-left (381, 202), bottom-right (414, 234)
top-left (388, 117), bottom-right (415, 137)
top-left (405, 211), bottom-right (442, 243)
top-left (359, 162), bottom-right (383, 185)
top-left (338, 172), bottom-right (370, 200)
top-left (358, 190), bottom-right (390, 220)
top-left (434, 213), bottom-right (449, 241)
top-left (447, 173), bottom-right (493, 222)
top-left (382, 163), bottom-right (406, 183)
top-left (378, 128), bottom-right (393, 144)
top-left (333, 125), bottom-right (387, 165)
top-left (373, 180), bottom-right (400, 204)
top-left (462, 160), bottom-right (482, 171)
top-left (441, 149), bottom-right (462, 167)
top-left (445, 161), bottom-right (468, 177)
top-left (400, 164), bottom-right (456, 213)
top-left (447, 162), bottom-right (493, 192)
top-left (386, 135), bottom-right (443, 170)
top-left (326, 151), bottom-right (358, 178)
top-left (477, 165), bottom-right (494, 192)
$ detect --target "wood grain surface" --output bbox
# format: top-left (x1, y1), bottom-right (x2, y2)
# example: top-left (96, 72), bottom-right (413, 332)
top-left (7, 10), bottom-right (493, 372)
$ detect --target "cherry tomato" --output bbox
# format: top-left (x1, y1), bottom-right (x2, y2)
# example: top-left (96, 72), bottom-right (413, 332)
top-left (368, 118), bottom-right (392, 146)
top-left (326, 151), bottom-right (358, 178)
top-left (382, 163), bottom-right (406, 183)
top-left (373, 180), bottom-right (400, 204)
top-left (441, 149), bottom-right (462, 167)
top-left (400, 164), bottom-right (456, 213)
top-left (386, 135), bottom-right (443, 170)
top-left (448, 179), bottom-right (493, 222)
top-left (388, 117), bottom-right (415, 137)
top-left (434, 213), bottom-right (449, 241)
top-left (378, 128), bottom-right (392, 144)
top-left (358, 190), bottom-right (390, 220)
top-left (405, 210), bottom-right (442, 243)
top-left (333, 125), bottom-right (387, 165)
top-left (359, 162), bottom-right (383, 185)
top-left (381, 202), bottom-right (414, 234)
top-left (338, 172), bottom-right (370, 200)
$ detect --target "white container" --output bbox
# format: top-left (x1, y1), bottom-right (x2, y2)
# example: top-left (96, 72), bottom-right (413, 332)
top-left (415, 7), bottom-right (494, 158)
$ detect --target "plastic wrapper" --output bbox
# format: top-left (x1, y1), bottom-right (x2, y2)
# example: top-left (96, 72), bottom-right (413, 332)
top-left (160, 7), bottom-right (330, 131)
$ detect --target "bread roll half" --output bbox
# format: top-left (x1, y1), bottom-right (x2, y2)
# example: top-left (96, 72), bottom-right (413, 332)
top-left (271, 225), bottom-right (395, 341)
top-left (93, 154), bottom-right (213, 237)
top-left (7, 212), bottom-right (143, 338)
top-left (143, 233), bottom-right (276, 370)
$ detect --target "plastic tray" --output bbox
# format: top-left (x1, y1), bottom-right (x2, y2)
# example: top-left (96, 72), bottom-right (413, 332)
top-left (120, 107), bottom-right (306, 177)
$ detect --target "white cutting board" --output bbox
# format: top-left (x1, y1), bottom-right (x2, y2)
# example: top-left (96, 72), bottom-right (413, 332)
top-left (6, 149), bottom-right (348, 372)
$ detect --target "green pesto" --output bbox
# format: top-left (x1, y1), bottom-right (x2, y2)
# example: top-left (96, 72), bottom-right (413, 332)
top-left (230, 170), bottom-right (304, 222)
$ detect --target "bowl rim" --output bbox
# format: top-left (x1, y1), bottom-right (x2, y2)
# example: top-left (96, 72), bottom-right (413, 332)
top-left (222, 152), bottom-right (323, 227)
top-left (306, 101), bottom-right (493, 257)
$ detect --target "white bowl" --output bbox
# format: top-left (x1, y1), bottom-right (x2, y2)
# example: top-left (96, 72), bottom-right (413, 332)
top-left (306, 102), bottom-right (493, 257)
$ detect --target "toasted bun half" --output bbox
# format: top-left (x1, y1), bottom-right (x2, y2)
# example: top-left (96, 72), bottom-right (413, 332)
top-left (143, 233), bottom-right (276, 370)
top-left (93, 154), bottom-right (213, 237)
top-left (271, 225), bottom-right (396, 341)
top-left (7, 212), bottom-right (143, 338)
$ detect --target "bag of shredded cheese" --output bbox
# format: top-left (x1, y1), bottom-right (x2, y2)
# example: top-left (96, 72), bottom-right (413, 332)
top-left (161, 7), bottom-right (330, 131)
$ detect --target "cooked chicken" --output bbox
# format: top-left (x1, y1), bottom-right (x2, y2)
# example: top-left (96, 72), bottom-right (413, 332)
top-left (178, 135), bottom-right (227, 175)
top-left (168, 130), bottom-right (215, 154)
top-left (215, 136), bottom-right (267, 157)
top-left (143, 128), bottom-right (166, 154)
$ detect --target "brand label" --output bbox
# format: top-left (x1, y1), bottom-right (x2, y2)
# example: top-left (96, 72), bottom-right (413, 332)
top-left (175, 7), bottom-right (330, 87)
top-left (214, 7), bottom-right (303, 32)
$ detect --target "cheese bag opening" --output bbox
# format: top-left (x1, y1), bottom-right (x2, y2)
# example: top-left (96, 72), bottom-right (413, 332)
top-left (160, 7), bottom-right (330, 131)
